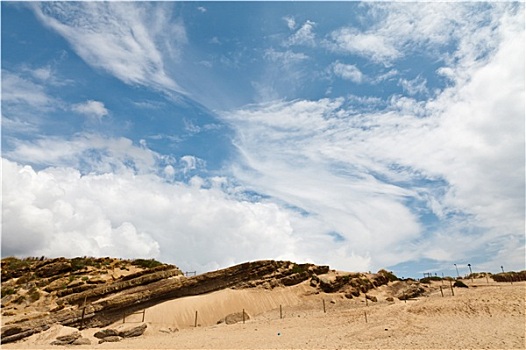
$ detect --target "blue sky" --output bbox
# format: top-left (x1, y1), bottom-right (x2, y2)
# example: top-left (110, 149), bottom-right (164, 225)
top-left (2, 2), bottom-right (524, 278)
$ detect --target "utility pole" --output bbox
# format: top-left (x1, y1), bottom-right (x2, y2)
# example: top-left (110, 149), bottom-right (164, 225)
top-left (454, 264), bottom-right (459, 278)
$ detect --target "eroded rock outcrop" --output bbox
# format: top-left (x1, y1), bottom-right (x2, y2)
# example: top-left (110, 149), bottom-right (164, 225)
top-left (1, 260), bottom-right (326, 343)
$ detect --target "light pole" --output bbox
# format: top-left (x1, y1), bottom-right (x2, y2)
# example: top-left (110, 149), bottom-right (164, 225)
top-left (501, 266), bottom-right (505, 273)
top-left (454, 264), bottom-right (459, 278)
top-left (468, 264), bottom-right (473, 282)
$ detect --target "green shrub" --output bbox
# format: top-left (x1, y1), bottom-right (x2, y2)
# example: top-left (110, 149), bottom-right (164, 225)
top-left (377, 269), bottom-right (398, 282)
top-left (1, 287), bottom-right (16, 297)
top-left (131, 259), bottom-right (163, 269)
top-left (492, 271), bottom-right (526, 282)
top-left (291, 263), bottom-right (309, 274)
top-left (420, 276), bottom-right (443, 284)
top-left (453, 280), bottom-right (468, 288)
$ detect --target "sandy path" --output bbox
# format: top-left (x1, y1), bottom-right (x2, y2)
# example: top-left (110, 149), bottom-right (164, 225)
top-left (5, 280), bottom-right (525, 349)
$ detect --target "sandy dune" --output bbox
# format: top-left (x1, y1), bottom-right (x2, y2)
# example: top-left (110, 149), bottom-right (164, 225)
top-left (4, 279), bottom-right (525, 349)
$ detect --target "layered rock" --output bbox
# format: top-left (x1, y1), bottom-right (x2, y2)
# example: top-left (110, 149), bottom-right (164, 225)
top-left (1, 260), bottom-right (327, 343)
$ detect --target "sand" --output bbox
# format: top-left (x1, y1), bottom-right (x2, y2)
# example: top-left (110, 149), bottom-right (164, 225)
top-left (4, 279), bottom-right (525, 349)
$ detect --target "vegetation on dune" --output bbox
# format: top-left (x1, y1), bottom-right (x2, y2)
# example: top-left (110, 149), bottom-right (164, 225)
top-left (131, 258), bottom-right (164, 269)
top-left (420, 276), bottom-right (443, 284)
top-left (377, 269), bottom-right (399, 282)
top-left (453, 280), bottom-right (469, 288)
top-left (492, 271), bottom-right (526, 282)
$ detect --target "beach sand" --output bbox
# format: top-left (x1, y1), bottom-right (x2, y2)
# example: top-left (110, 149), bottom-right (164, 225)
top-left (4, 279), bottom-right (525, 349)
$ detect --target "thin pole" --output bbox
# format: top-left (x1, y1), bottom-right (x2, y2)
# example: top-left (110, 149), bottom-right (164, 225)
top-left (242, 309), bottom-right (245, 324)
top-left (194, 311), bottom-right (198, 327)
top-left (365, 295), bottom-right (368, 307)
top-left (280, 305), bottom-right (282, 319)
top-left (142, 309), bottom-right (145, 323)
top-left (439, 286), bottom-right (444, 297)
top-left (449, 279), bottom-right (455, 296)
top-left (364, 310), bottom-right (368, 323)
top-left (323, 299), bottom-right (326, 313)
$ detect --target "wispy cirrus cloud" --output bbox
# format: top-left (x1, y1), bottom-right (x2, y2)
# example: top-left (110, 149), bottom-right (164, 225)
top-left (285, 20), bottom-right (316, 47)
top-left (31, 2), bottom-right (186, 94)
top-left (222, 3), bottom-right (525, 271)
top-left (326, 2), bottom-right (507, 65)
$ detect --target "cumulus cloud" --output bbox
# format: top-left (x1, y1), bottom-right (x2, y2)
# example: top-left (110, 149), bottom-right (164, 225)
top-left (72, 100), bottom-right (108, 119)
top-left (1, 157), bottom-right (307, 272)
top-left (31, 2), bottom-right (185, 93)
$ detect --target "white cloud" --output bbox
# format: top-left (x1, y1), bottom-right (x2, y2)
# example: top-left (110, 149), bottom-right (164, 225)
top-left (329, 28), bottom-right (400, 63)
top-left (4, 134), bottom-right (159, 175)
top-left (1, 70), bottom-right (56, 110)
top-left (264, 49), bottom-right (309, 66)
top-left (398, 76), bottom-right (428, 96)
top-left (31, 2), bottom-right (185, 93)
top-left (1, 157), bottom-right (305, 272)
top-left (1, 69), bottom-right (63, 134)
top-left (331, 62), bottom-right (364, 84)
top-left (286, 20), bottom-right (316, 47)
top-left (283, 16), bottom-right (296, 30)
top-left (326, 3), bottom-right (509, 65)
top-left (220, 4), bottom-right (525, 272)
top-left (72, 100), bottom-right (109, 119)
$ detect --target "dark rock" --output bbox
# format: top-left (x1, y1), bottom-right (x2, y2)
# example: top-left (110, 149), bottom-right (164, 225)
top-left (35, 261), bottom-right (72, 278)
top-left (94, 329), bottom-right (119, 339)
top-left (50, 331), bottom-right (81, 345)
top-left (98, 336), bottom-right (121, 344)
top-left (365, 295), bottom-right (378, 302)
top-left (281, 272), bottom-right (309, 286)
top-left (393, 282), bottom-right (426, 300)
top-left (118, 323), bottom-right (147, 338)
top-left (386, 297), bottom-right (394, 302)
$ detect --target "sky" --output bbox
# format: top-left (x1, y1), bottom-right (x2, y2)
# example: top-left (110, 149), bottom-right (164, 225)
top-left (1, 1), bottom-right (524, 278)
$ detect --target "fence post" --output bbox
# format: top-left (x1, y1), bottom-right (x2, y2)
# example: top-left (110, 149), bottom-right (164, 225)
top-left (364, 310), bottom-right (368, 323)
top-left (449, 279), bottom-right (455, 296)
top-left (323, 299), bottom-right (326, 313)
top-left (194, 311), bottom-right (198, 327)
top-left (280, 305), bottom-right (282, 319)
top-left (439, 286), bottom-right (444, 297)
top-left (142, 309), bottom-right (145, 323)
